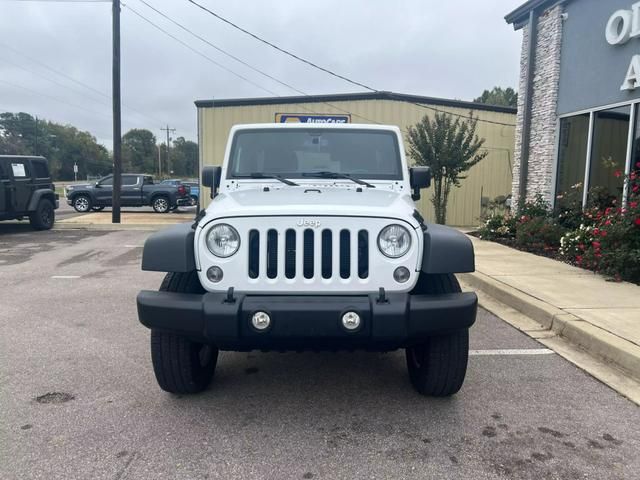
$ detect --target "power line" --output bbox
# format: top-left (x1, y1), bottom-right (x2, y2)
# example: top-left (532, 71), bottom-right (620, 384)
top-left (184, 0), bottom-right (515, 128)
top-left (0, 55), bottom-right (114, 108)
top-left (135, 0), bottom-right (306, 97)
top-left (185, 0), bottom-right (376, 92)
top-left (0, 78), bottom-right (112, 120)
top-left (122, 3), bottom-right (283, 97)
top-left (0, 42), bottom-right (166, 126)
top-left (128, 1), bottom-right (389, 125)
top-left (0, 0), bottom-right (109, 2)
top-left (123, 3), bottom-right (382, 124)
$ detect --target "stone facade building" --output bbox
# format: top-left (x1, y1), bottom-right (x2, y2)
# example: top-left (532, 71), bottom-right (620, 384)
top-left (506, 0), bottom-right (640, 208)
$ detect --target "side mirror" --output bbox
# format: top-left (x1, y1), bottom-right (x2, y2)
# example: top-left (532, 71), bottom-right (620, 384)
top-left (409, 167), bottom-right (431, 201)
top-left (202, 166), bottom-right (222, 198)
top-left (94, 182), bottom-right (101, 188)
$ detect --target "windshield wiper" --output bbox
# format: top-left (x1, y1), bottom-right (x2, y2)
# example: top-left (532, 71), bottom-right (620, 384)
top-left (301, 171), bottom-right (375, 188)
top-left (234, 173), bottom-right (299, 186)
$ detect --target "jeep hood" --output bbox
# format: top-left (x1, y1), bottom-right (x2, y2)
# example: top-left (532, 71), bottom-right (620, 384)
top-left (203, 187), bottom-right (418, 223)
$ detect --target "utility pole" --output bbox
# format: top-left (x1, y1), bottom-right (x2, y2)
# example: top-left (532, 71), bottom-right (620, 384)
top-left (160, 125), bottom-right (175, 178)
top-left (112, 0), bottom-right (122, 224)
top-left (158, 145), bottom-right (162, 177)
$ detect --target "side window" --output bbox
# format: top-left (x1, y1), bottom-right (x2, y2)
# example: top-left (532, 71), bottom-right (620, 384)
top-left (0, 163), bottom-right (8, 180)
top-left (143, 176), bottom-right (153, 185)
top-left (32, 160), bottom-right (50, 179)
top-left (122, 175), bottom-right (139, 186)
top-left (99, 176), bottom-right (113, 186)
top-left (11, 162), bottom-right (28, 178)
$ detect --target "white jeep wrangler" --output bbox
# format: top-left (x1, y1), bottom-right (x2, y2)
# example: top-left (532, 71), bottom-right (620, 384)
top-left (137, 123), bottom-right (477, 396)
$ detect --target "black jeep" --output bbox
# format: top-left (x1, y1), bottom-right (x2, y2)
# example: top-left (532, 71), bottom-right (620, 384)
top-left (0, 155), bottom-right (58, 230)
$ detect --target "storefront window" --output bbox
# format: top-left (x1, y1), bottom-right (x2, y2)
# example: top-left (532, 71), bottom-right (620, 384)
top-left (556, 114), bottom-right (590, 201)
top-left (587, 106), bottom-right (629, 207)
top-left (630, 104), bottom-right (640, 178)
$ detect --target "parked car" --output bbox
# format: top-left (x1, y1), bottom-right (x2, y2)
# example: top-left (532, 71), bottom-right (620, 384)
top-left (160, 179), bottom-right (196, 206)
top-left (66, 174), bottom-right (189, 213)
top-left (137, 123), bottom-right (477, 397)
top-left (183, 180), bottom-right (199, 205)
top-left (0, 155), bottom-right (58, 230)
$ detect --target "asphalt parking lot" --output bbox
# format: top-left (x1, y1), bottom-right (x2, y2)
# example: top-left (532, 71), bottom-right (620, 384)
top-left (1, 227), bottom-right (639, 480)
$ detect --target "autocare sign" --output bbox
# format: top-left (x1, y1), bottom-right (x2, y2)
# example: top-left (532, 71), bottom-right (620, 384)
top-left (275, 113), bottom-right (351, 124)
top-left (606, 2), bottom-right (640, 90)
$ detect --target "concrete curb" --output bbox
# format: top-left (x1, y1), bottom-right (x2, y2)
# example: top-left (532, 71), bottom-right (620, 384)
top-left (461, 271), bottom-right (640, 383)
top-left (53, 223), bottom-right (166, 231)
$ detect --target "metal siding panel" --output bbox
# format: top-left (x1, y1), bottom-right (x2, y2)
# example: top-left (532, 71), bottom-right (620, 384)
top-left (198, 99), bottom-right (515, 224)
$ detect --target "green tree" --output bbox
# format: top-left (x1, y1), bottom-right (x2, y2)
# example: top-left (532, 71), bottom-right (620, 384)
top-left (406, 112), bottom-right (488, 224)
top-left (0, 112), bottom-right (111, 180)
top-left (474, 87), bottom-right (518, 108)
top-left (122, 128), bottom-right (158, 173)
top-left (169, 136), bottom-right (198, 177)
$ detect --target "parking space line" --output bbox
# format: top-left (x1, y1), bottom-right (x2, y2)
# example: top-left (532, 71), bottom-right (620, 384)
top-left (50, 275), bottom-right (81, 279)
top-left (469, 348), bottom-right (555, 356)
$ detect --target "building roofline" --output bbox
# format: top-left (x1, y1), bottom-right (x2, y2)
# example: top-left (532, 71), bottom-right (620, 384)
top-left (194, 91), bottom-right (517, 114)
top-left (505, 0), bottom-right (568, 30)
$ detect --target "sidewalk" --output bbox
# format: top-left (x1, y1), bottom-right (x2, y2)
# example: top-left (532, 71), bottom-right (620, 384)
top-left (56, 211), bottom-right (191, 230)
top-left (460, 235), bottom-right (640, 393)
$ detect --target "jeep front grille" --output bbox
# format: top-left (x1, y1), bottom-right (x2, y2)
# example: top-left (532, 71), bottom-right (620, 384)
top-left (248, 228), bottom-right (369, 280)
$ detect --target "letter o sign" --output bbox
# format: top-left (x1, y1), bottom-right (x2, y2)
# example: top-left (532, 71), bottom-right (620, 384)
top-left (606, 10), bottom-right (633, 45)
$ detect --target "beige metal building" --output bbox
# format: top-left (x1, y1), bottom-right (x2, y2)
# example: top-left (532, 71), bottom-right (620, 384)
top-left (196, 91), bottom-right (516, 226)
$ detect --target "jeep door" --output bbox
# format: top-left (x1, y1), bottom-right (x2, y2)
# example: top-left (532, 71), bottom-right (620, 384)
top-left (0, 161), bottom-right (9, 215)
top-left (94, 176), bottom-right (113, 205)
top-left (8, 159), bottom-right (32, 213)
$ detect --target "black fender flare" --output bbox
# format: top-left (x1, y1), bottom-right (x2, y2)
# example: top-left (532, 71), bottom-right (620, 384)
top-left (27, 189), bottom-right (56, 211)
top-left (142, 222), bottom-right (196, 272)
top-left (421, 224), bottom-right (475, 274)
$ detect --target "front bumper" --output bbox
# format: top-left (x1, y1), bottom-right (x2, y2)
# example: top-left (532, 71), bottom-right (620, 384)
top-left (136, 291), bottom-right (477, 351)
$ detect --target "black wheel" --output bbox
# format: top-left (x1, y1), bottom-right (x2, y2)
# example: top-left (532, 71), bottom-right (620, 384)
top-left (150, 272), bottom-right (218, 394)
top-left (405, 274), bottom-right (469, 397)
top-left (152, 196), bottom-right (170, 213)
top-left (29, 199), bottom-right (55, 230)
top-left (91, 205), bottom-right (105, 212)
top-left (72, 194), bottom-right (92, 213)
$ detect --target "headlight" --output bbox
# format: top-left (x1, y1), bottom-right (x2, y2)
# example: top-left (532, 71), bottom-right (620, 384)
top-left (377, 224), bottom-right (411, 258)
top-left (206, 224), bottom-right (240, 257)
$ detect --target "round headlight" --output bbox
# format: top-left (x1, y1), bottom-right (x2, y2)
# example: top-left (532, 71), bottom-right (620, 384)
top-left (206, 224), bottom-right (240, 257)
top-left (377, 224), bottom-right (411, 258)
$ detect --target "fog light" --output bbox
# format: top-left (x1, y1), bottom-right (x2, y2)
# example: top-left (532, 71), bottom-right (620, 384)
top-left (251, 311), bottom-right (271, 330)
top-left (206, 266), bottom-right (223, 283)
top-left (393, 266), bottom-right (411, 283)
top-left (341, 311), bottom-right (361, 331)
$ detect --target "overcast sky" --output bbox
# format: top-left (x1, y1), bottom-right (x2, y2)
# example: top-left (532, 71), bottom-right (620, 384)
top-left (0, 0), bottom-right (524, 148)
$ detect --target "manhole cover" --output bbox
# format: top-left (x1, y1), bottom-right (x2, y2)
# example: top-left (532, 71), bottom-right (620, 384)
top-left (35, 392), bottom-right (75, 404)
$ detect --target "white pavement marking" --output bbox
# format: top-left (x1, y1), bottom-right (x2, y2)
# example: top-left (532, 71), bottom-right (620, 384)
top-left (469, 349), bottom-right (555, 356)
top-left (50, 275), bottom-right (81, 279)
top-left (124, 245), bottom-right (143, 248)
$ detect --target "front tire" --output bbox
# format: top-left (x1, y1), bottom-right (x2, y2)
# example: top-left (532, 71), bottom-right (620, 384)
top-left (150, 272), bottom-right (218, 394)
top-left (72, 194), bottom-right (92, 213)
top-left (405, 274), bottom-right (469, 396)
top-left (152, 196), bottom-right (170, 213)
top-left (29, 199), bottom-right (55, 230)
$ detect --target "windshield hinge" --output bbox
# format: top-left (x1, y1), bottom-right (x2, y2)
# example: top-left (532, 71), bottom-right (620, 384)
top-left (191, 209), bottom-right (207, 230)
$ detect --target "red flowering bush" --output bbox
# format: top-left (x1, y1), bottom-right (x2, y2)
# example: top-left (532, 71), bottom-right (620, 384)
top-left (475, 165), bottom-right (640, 284)
top-left (515, 216), bottom-right (565, 253)
top-left (559, 166), bottom-right (640, 283)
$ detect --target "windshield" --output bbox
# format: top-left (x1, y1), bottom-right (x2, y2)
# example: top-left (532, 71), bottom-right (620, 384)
top-left (227, 128), bottom-right (402, 180)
